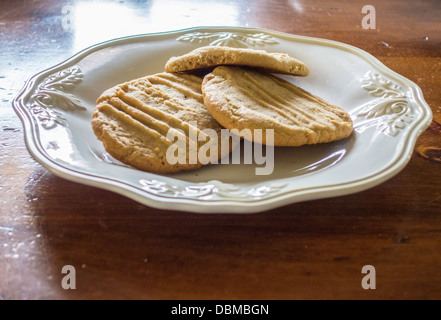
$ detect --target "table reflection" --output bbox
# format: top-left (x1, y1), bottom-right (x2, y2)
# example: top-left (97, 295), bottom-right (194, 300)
top-left (66, 0), bottom-right (243, 51)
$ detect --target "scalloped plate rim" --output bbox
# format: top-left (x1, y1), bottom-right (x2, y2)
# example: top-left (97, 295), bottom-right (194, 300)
top-left (12, 26), bottom-right (433, 214)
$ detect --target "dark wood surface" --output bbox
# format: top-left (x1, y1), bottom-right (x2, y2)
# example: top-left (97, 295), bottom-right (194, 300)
top-left (1, 0), bottom-right (440, 300)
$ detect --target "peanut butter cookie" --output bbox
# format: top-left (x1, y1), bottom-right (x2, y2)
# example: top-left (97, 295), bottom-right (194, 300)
top-left (202, 66), bottom-right (353, 147)
top-left (92, 72), bottom-right (230, 173)
top-left (165, 46), bottom-right (309, 76)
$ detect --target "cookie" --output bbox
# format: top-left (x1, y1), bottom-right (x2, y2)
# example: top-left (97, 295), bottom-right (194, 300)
top-left (165, 46), bottom-right (309, 76)
top-left (201, 66), bottom-right (353, 147)
top-left (92, 72), bottom-right (231, 173)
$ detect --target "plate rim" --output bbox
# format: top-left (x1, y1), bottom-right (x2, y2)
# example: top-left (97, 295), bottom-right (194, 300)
top-left (12, 26), bottom-right (433, 214)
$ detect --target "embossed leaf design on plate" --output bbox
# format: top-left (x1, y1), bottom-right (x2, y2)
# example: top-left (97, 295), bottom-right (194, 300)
top-left (355, 71), bottom-right (414, 136)
top-left (139, 179), bottom-right (286, 201)
top-left (177, 31), bottom-right (279, 48)
top-left (26, 66), bottom-right (85, 129)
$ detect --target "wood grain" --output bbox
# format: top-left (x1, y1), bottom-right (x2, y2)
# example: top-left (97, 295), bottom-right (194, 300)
top-left (1, 0), bottom-right (440, 300)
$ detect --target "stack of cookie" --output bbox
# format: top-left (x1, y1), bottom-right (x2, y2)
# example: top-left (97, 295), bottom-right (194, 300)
top-left (92, 46), bottom-right (353, 173)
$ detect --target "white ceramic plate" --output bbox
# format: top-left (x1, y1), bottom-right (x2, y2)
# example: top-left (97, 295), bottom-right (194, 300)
top-left (13, 27), bottom-right (432, 213)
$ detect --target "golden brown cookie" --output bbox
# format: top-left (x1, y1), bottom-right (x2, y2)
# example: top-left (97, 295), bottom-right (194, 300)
top-left (165, 46), bottom-right (309, 76)
top-left (92, 72), bottom-right (231, 173)
top-left (201, 66), bottom-right (353, 147)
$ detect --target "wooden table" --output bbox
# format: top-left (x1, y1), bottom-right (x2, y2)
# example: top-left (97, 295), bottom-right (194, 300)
top-left (1, 0), bottom-right (440, 300)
